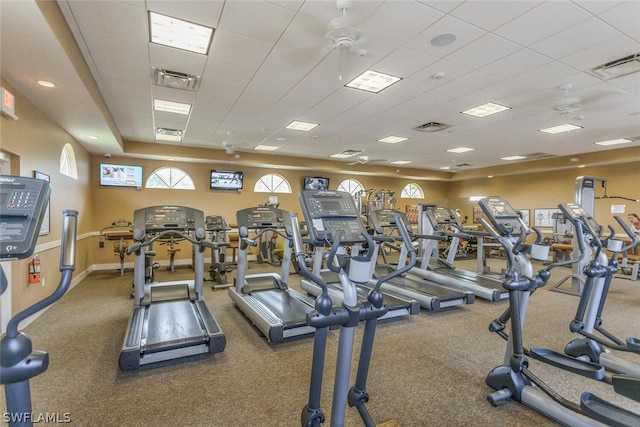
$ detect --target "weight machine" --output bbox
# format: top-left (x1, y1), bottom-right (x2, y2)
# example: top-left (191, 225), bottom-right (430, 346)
top-left (99, 219), bottom-right (132, 276)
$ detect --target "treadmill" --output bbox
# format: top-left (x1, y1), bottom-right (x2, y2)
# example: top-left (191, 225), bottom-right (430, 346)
top-left (367, 208), bottom-right (474, 311)
top-left (228, 206), bottom-right (316, 342)
top-left (412, 205), bottom-right (508, 301)
top-left (119, 206), bottom-right (226, 370)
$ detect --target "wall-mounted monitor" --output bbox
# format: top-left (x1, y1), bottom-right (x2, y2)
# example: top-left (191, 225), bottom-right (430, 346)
top-left (100, 163), bottom-right (143, 188)
top-left (303, 176), bottom-right (329, 190)
top-left (210, 170), bottom-right (243, 191)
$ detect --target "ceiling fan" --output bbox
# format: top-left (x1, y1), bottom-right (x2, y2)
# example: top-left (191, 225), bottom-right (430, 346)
top-left (347, 150), bottom-right (386, 166)
top-left (552, 83), bottom-right (583, 114)
top-left (551, 83), bottom-right (622, 115)
top-left (325, 0), bottom-right (367, 54)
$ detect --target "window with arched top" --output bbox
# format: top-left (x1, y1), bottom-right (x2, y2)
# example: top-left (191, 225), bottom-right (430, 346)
top-left (401, 183), bottom-right (424, 199)
top-left (336, 179), bottom-right (364, 196)
top-left (59, 143), bottom-right (78, 179)
top-left (145, 167), bottom-right (195, 189)
top-left (254, 173), bottom-right (292, 193)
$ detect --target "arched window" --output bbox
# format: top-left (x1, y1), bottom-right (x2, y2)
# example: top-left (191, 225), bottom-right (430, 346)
top-left (254, 173), bottom-right (291, 193)
top-left (59, 143), bottom-right (78, 179)
top-left (145, 167), bottom-right (195, 189)
top-left (401, 183), bottom-right (424, 199)
top-left (336, 178), bottom-right (364, 196)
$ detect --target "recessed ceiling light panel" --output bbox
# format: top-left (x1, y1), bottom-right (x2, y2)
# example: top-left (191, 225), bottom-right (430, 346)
top-left (149, 12), bottom-right (213, 54)
top-left (346, 70), bottom-right (401, 93)
top-left (462, 102), bottom-right (511, 118)
top-left (500, 155), bottom-right (527, 161)
top-left (539, 123), bottom-right (583, 134)
top-left (378, 136), bottom-right (408, 144)
top-left (254, 145), bottom-right (279, 151)
top-left (285, 120), bottom-right (319, 131)
top-left (154, 99), bottom-right (191, 115)
top-left (391, 160), bottom-right (412, 165)
top-left (447, 147), bottom-right (475, 154)
top-left (594, 138), bottom-right (632, 146)
top-left (331, 149), bottom-right (361, 159)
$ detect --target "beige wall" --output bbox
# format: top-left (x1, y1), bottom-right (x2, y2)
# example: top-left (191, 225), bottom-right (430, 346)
top-left (1, 78), bottom-right (93, 316)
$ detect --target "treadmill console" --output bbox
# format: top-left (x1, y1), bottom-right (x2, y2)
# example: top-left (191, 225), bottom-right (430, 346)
top-left (235, 206), bottom-right (289, 231)
top-left (368, 209), bottom-right (411, 235)
top-left (0, 175), bottom-right (51, 260)
top-left (205, 215), bottom-right (228, 231)
top-left (477, 198), bottom-right (524, 237)
top-left (299, 190), bottom-right (367, 245)
top-left (558, 202), bottom-right (600, 237)
top-left (134, 205), bottom-right (203, 233)
top-left (424, 206), bottom-right (461, 232)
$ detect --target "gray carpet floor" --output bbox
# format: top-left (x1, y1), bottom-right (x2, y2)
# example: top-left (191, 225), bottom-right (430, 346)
top-left (2, 256), bottom-right (640, 426)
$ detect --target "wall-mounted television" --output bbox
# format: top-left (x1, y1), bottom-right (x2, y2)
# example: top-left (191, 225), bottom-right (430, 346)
top-left (210, 170), bottom-right (243, 191)
top-left (303, 176), bottom-right (329, 190)
top-left (100, 163), bottom-right (143, 188)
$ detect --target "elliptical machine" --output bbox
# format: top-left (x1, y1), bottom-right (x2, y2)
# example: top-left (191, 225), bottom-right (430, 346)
top-left (0, 175), bottom-right (77, 427)
top-left (480, 197), bottom-right (640, 426)
top-left (294, 189), bottom-right (417, 426)
top-left (560, 203), bottom-right (640, 378)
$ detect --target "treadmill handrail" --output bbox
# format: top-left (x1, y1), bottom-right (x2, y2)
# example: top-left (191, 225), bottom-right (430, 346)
top-left (126, 229), bottom-right (216, 255)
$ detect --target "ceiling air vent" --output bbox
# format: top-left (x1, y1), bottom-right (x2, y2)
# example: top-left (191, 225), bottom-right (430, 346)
top-left (155, 128), bottom-right (184, 142)
top-left (414, 122), bottom-right (450, 133)
top-left (589, 53), bottom-right (640, 80)
top-left (153, 68), bottom-right (200, 91)
top-left (524, 152), bottom-right (555, 159)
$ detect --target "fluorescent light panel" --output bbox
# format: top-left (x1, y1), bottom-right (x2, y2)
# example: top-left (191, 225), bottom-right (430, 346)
top-left (285, 120), bottom-right (318, 131)
top-left (501, 155), bottom-right (527, 161)
top-left (254, 145), bottom-right (279, 151)
top-left (154, 99), bottom-right (191, 115)
top-left (462, 102), bottom-right (510, 117)
top-left (539, 123), bottom-right (583, 134)
top-left (346, 70), bottom-right (401, 93)
top-left (391, 160), bottom-right (412, 165)
top-left (447, 146), bottom-right (475, 154)
top-left (378, 136), bottom-right (408, 144)
top-left (149, 12), bottom-right (213, 55)
top-left (594, 138), bottom-right (632, 146)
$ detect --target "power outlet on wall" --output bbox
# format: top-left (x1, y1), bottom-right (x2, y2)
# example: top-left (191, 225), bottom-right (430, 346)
top-left (41, 277), bottom-right (45, 287)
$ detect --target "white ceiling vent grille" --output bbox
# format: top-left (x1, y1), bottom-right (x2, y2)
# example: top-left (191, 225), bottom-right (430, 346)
top-left (524, 152), bottom-right (555, 159)
top-left (153, 68), bottom-right (200, 91)
top-left (414, 122), bottom-right (450, 133)
top-left (589, 53), bottom-right (640, 80)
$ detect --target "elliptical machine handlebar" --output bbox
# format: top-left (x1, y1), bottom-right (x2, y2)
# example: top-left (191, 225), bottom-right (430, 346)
top-left (5, 210), bottom-right (78, 339)
top-left (372, 213), bottom-right (417, 291)
top-left (612, 215), bottom-right (639, 254)
top-left (290, 213), bottom-right (330, 300)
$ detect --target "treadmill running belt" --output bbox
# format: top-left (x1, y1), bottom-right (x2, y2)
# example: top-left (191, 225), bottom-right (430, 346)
top-left (251, 289), bottom-right (310, 329)
top-left (145, 300), bottom-right (206, 353)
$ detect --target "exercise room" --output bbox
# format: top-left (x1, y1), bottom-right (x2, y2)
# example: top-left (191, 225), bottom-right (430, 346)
top-left (2, 1), bottom-right (640, 426)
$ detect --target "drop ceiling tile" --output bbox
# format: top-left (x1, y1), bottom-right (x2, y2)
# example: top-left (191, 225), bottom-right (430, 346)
top-left (445, 33), bottom-right (521, 69)
top-left (450, 0), bottom-right (539, 31)
top-left (405, 15), bottom-right (484, 57)
top-left (560, 34), bottom-right (640, 70)
top-left (147, 0), bottom-right (223, 28)
top-left (530, 18), bottom-right (621, 60)
top-left (210, 31), bottom-right (273, 68)
top-left (494, 1), bottom-right (591, 46)
top-left (372, 48), bottom-right (438, 78)
top-left (480, 48), bottom-right (551, 80)
top-left (218, 0), bottom-right (295, 43)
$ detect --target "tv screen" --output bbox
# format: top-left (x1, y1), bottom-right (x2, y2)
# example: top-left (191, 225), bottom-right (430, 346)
top-left (303, 176), bottom-right (329, 190)
top-left (100, 163), bottom-right (143, 188)
top-left (210, 170), bottom-right (243, 191)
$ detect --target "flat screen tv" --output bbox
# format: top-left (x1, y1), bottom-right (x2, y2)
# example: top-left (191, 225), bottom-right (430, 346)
top-left (100, 163), bottom-right (143, 188)
top-left (210, 170), bottom-right (243, 191)
top-left (303, 176), bottom-right (329, 190)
